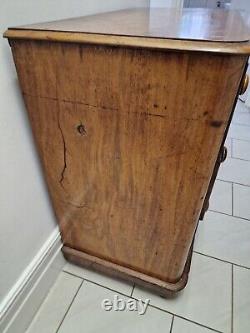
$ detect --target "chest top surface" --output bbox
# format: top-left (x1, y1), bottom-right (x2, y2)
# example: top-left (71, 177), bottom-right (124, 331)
top-left (4, 8), bottom-right (250, 54)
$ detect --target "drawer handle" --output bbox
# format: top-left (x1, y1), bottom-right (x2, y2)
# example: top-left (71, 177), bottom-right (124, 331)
top-left (239, 74), bottom-right (249, 95)
top-left (219, 146), bottom-right (227, 163)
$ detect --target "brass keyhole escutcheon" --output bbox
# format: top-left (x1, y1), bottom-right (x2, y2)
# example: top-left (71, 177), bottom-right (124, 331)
top-left (77, 124), bottom-right (87, 136)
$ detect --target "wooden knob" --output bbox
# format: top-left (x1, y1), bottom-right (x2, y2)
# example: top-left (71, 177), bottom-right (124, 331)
top-left (219, 146), bottom-right (227, 163)
top-left (239, 74), bottom-right (249, 95)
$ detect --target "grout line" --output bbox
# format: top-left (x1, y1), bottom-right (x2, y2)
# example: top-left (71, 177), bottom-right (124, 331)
top-left (215, 179), bottom-right (233, 185)
top-left (194, 251), bottom-right (250, 271)
top-left (62, 270), bottom-right (134, 299)
top-left (146, 304), bottom-right (223, 333)
top-left (231, 264), bottom-right (234, 333)
top-left (229, 156), bottom-right (250, 162)
top-left (208, 209), bottom-right (250, 223)
top-left (216, 179), bottom-right (250, 188)
top-left (130, 284), bottom-right (135, 298)
top-left (55, 279), bottom-right (84, 333)
top-left (170, 315), bottom-right (174, 333)
top-left (208, 209), bottom-right (232, 217)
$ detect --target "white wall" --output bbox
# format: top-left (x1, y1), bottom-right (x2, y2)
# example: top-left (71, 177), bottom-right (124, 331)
top-left (0, 0), bottom-right (149, 314)
top-left (150, 0), bottom-right (183, 8)
top-left (231, 0), bottom-right (250, 11)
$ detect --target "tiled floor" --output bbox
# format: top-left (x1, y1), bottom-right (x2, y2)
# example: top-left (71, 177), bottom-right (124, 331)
top-left (26, 100), bottom-right (250, 333)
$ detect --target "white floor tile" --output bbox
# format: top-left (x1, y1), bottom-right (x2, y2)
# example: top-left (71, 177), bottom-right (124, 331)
top-left (172, 317), bottom-right (214, 333)
top-left (234, 100), bottom-right (249, 114)
top-left (232, 112), bottom-right (250, 126)
top-left (232, 139), bottom-right (250, 161)
top-left (217, 157), bottom-right (250, 186)
top-left (26, 272), bottom-right (82, 333)
top-left (233, 266), bottom-right (250, 333)
top-left (228, 123), bottom-right (250, 141)
top-left (195, 211), bottom-right (250, 268)
top-left (133, 253), bottom-right (231, 333)
top-left (209, 180), bottom-right (232, 215)
top-left (58, 281), bottom-right (173, 333)
top-left (63, 262), bottom-right (133, 296)
top-left (234, 183), bottom-right (250, 220)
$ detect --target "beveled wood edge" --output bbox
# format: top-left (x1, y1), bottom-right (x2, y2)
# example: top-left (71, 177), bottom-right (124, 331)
top-left (62, 243), bottom-right (194, 296)
top-left (4, 29), bottom-right (250, 54)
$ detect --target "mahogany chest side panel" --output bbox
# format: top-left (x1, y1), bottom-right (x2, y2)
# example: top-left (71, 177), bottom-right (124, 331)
top-left (10, 39), bottom-right (247, 283)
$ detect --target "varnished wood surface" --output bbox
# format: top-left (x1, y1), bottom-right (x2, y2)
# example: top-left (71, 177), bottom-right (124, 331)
top-left (10, 40), bottom-right (247, 283)
top-left (4, 29), bottom-right (250, 55)
top-left (7, 8), bottom-right (250, 42)
top-left (4, 9), bottom-right (250, 54)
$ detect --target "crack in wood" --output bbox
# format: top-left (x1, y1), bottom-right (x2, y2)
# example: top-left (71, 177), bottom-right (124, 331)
top-left (61, 200), bottom-right (88, 209)
top-left (140, 111), bottom-right (166, 119)
top-left (22, 93), bottom-right (169, 118)
top-left (57, 104), bottom-right (67, 186)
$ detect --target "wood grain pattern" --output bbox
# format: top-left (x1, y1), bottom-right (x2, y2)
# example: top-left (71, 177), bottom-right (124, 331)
top-left (8, 8), bottom-right (250, 42)
top-left (10, 39), bottom-right (247, 284)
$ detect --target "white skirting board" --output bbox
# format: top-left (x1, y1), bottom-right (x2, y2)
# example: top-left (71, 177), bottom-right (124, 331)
top-left (0, 228), bottom-right (65, 333)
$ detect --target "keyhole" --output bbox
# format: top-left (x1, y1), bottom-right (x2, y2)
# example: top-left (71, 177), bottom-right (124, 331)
top-left (77, 124), bottom-right (87, 136)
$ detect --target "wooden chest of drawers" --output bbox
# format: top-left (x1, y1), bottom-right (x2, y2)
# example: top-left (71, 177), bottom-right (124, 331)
top-left (4, 8), bottom-right (250, 295)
